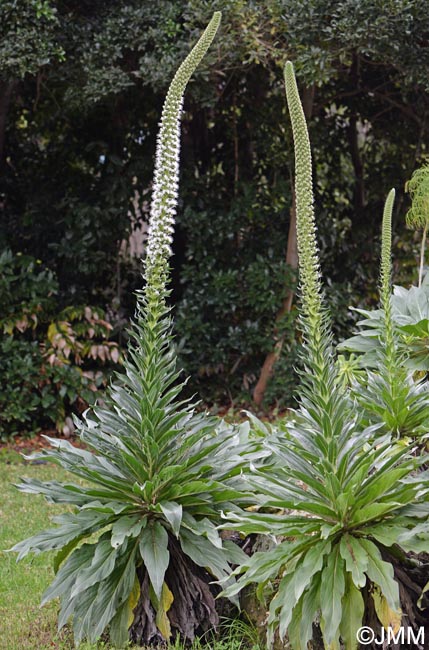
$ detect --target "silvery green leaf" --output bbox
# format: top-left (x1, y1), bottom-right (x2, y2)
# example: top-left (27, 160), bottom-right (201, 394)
top-left (159, 501), bottom-right (182, 537)
top-left (139, 521), bottom-right (169, 600)
top-left (111, 515), bottom-right (146, 548)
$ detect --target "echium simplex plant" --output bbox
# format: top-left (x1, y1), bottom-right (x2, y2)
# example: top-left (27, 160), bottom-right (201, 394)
top-left (222, 62), bottom-right (429, 650)
top-left (9, 12), bottom-right (256, 648)
top-left (351, 189), bottom-right (429, 440)
top-left (339, 178), bottom-right (429, 440)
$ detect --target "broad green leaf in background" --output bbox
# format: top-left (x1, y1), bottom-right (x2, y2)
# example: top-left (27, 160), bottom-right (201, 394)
top-left (358, 539), bottom-right (401, 613)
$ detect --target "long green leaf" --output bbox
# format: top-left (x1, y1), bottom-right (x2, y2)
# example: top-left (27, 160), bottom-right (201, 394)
top-left (70, 539), bottom-right (118, 598)
top-left (111, 515), bottom-right (146, 548)
top-left (339, 535), bottom-right (368, 588)
top-left (300, 574), bottom-right (321, 649)
top-left (320, 546), bottom-right (345, 644)
top-left (74, 541), bottom-right (138, 644)
top-left (339, 572), bottom-right (365, 650)
top-left (179, 528), bottom-right (231, 579)
top-left (41, 542), bottom-right (96, 606)
top-left (9, 510), bottom-right (110, 559)
top-left (139, 521), bottom-right (169, 601)
top-left (357, 538), bottom-right (400, 611)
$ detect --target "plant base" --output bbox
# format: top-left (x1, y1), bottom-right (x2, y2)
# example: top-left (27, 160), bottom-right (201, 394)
top-left (130, 537), bottom-right (222, 645)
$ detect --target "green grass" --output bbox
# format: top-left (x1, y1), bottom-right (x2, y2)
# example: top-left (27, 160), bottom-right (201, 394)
top-left (0, 458), bottom-right (96, 649)
top-left (0, 455), bottom-right (260, 650)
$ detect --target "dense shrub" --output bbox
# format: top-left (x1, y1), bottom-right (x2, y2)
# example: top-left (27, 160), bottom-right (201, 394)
top-left (175, 197), bottom-right (298, 404)
top-left (2, 2), bottom-right (428, 407)
top-left (0, 250), bottom-right (121, 438)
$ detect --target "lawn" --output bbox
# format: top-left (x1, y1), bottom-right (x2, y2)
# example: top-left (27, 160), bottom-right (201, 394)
top-left (0, 453), bottom-right (94, 649)
top-left (0, 450), bottom-right (255, 650)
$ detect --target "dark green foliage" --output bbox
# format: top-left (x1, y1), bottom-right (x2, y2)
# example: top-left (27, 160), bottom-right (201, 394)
top-left (280, 0), bottom-right (429, 88)
top-left (0, 0), bottom-right (64, 79)
top-left (0, 249), bottom-right (57, 320)
top-left (0, 338), bottom-right (46, 436)
top-left (0, 250), bottom-right (119, 438)
top-left (175, 200), bottom-right (297, 403)
top-left (0, 336), bottom-right (106, 439)
top-left (1, 0), bottom-right (429, 407)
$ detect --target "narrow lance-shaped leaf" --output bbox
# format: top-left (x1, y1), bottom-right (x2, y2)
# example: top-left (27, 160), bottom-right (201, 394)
top-left (339, 572), bottom-right (365, 650)
top-left (357, 538), bottom-right (401, 612)
top-left (139, 521), bottom-right (169, 601)
top-left (109, 577), bottom-right (141, 648)
top-left (319, 546), bottom-right (345, 644)
top-left (339, 534), bottom-right (368, 589)
top-left (159, 501), bottom-right (182, 537)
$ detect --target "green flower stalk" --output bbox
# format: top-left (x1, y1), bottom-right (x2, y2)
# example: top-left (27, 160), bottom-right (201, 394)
top-left (283, 61), bottom-right (323, 329)
top-left (405, 162), bottom-right (429, 287)
top-left (379, 189), bottom-right (396, 368)
top-left (283, 61), bottom-right (339, 412)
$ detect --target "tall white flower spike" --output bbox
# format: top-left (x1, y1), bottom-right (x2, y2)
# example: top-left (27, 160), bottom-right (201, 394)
top-left (145, 12), bottom-right (221, 307)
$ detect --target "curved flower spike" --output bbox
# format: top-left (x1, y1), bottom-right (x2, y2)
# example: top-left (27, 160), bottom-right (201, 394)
top-left (284, 61), bottom-right (323, 327)
top-left (145, 12), bottom-right (221, 307)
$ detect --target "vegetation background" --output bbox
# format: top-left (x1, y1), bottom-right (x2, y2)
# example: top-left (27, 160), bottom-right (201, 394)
top-left (1, 0), bottom-right (429, 437)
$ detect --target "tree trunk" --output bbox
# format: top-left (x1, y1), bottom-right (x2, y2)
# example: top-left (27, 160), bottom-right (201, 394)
top-left (253, 195), bottom-right (297, 406)
top-left (253, 84), bottom-right (315, 407)
top-left (0, 80), bottom-right (15, 168)
top-left (348, 110), bottom-right (366, 216)
top-left (346, 51), bottom-right (366, 222)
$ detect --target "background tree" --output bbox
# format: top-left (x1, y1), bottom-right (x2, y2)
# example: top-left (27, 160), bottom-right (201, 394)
top-left (1, 0), bottom-right (428, 434)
